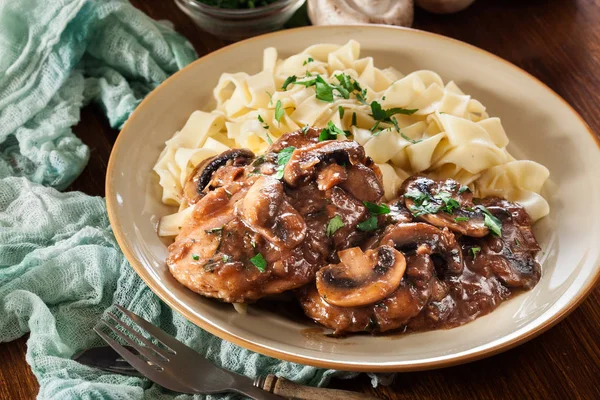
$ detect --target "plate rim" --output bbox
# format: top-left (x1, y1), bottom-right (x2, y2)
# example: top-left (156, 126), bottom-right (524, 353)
top-left (105, 24), bottom-right (600, 372)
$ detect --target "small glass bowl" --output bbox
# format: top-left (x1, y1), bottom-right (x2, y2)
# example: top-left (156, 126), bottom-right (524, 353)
top-left (175, 0), bottom-right (307, 41)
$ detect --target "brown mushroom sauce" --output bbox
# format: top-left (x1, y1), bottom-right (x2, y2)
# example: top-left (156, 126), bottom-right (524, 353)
top-left (167, 128), bottom-right (542, 335)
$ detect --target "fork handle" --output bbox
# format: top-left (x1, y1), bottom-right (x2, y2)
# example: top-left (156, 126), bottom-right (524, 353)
top-left (255, 374), bottom-right (380, 400)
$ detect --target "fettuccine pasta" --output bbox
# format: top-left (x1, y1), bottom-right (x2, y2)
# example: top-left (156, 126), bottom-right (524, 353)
top-left (153, 40), bottom-right (550, 235)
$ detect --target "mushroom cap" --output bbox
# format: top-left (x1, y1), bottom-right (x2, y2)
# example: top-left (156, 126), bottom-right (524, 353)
top-left (236, 175), bottom-right (306, 249)
top-left (308, 0), bottom-right (414, 27)
top-left (283, 139), bottom-right (366, 187)
top-left (183, 149), bottom-right (255, 205)
top-left (381, 222), bottom-right (463, 275)
top-left (402, 176), bottom-right (489, 237)
top-left (316, 245), bottom-right (406, 307)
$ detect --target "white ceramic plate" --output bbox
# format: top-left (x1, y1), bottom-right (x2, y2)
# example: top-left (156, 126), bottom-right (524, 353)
top-left (106, 25), bottom-right (600, 372)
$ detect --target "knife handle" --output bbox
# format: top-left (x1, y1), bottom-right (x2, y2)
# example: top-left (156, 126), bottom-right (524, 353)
top-left (255, 374), bottom-right (380, 400)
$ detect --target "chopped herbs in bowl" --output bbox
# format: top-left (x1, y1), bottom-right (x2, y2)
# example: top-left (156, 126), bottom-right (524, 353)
top-left (175, 0), bottom-right (306, 41)
top-left (196, 0), bottom-right (281, 8)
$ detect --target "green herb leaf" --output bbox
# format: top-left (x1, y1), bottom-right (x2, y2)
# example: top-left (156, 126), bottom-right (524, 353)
top-left (475, 205), bottom-right (503, 236)
top-left (266, 90), bottom-right (273, 105)
top-left (257, 114), bottom-right (269, 129)
top-left (454, 216), bottom-right (469, 222)
top-left (319, 121), bottom-right (347, 141)
top-left (191, 254), bottom-right (200, 261)
top-left (274, 100), bottom-right (284, 124)
top-left (250, 253), bottom-right (267, 272)
top-left (222, 254), bottom-right (231, 263)
top-left (281, 75), bottom-right (297, 90)
top-left (433, 191), bottom-right (461, 214)
top-left (326, 215), bottom-right (344, 236)
top-left (265, 134), bottom-right (273, 145)
top-left (458, 185), bottom-right (470, 194)
top-left (356, 88), bottom-right (368, 104)
top-left (351, 112), bottom-right (357, 126)
top-left (390, 116), bottom-right (400, 132)
top-left (357, 215), bottom-right (379, 231)
top-left (273, 146), bottom-right (295, 179)
top-left (293, 77), bottom-right (318, 87)
top-left (315, 76), bottom-right (334, 102)
top-left (302, 57), bottom-right (314, 66)
top-left (401, 132), bottom-right (423, 144)
top-left (470, 247), bottom-right (481, 258)
top-left (338, 105), bottom-right (345, 118)
top-left (364, 201), bottom-right (390, 215)
top-left (370, 101), bottom-right (418, 122)
top-left (301, 124), bottom-right (310, 134)
top-left (205, 227), bottom-right (223, 234)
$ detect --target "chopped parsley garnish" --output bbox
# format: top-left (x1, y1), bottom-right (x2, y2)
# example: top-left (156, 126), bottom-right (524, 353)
top-left (250, 253), bottom-right (267, 272)
top-left (191, 254), bottom-right (200, 261)
top-left (475, 205), bottom-right (503, 237)
top-left (406, 189), bottom-right (460, 217)
top-left (291, 73), bottom-right (363, 103)
top-left (303, 57), bottom-right (314, 66)
top-left (273, 146), bottom-right (295, 179)
top-left (274, 100), bottom-right (284, 124)
top-left (265, 134), bottom-right (273, 145)
top-left (319, 121), bottom-right (347, 141)
top-left (357, 215), bottom-right (379, 232)
top-left (222, 254), bottom-right (231, 263)
top-left (281, 75), bottom-right (297, 90)
top-left (326, 215), bottom-right (344, 236)
top-left (401, 132), bottom-right (423, 144)
top-left (370, 121), bottom-right (384, 135)
top-left (356, 88), bottom-right (368, 104)
top-left (433, 191), bottom-right (461, 214)
top-left (265, 90), bottom-right (273, 105)
top-left (315, 76), bottom-right (334, 102)
top-left (363, 201), bottom-right (390, 215)
top-left (470, 247), bottom-right (481, 258)
top-left (205, 227), bottom-right (223, 234)
top-left (338, 105), bottom-right (345, 118)
top-left (351, 112), bottom-right (357, 126)
top-left (301, 124), bottom-right (310, 135)
top-left (370, 101), bottom-right (417, 121)
top-left (515, 238), bottom-right (521, 247)
top-left (458, 185), bottom-right (470, 194)
top-left (257, 114), bottom-right (269, 129)
top-left (454, 216), bottom-right (470, 222)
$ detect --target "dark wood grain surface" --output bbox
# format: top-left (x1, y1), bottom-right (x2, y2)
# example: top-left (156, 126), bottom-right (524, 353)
top-left (1, 0), bottom-right (599, 399)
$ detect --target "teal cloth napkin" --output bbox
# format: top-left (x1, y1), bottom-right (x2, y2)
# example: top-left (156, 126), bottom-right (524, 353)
top-left (0, 1), bottom-right (385, 398)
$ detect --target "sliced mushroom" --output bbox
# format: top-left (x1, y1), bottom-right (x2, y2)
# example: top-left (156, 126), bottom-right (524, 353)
top-left (268, 127), bottom-right (320, 153)
top-left (381, 222), bottom-right (463, 274)
top-left (316, 246), bottom-right (406, 307)
top-left (183, 149), bottom-right (255, 205)
top-left (470, 197), bottom-right (541, 289)
top-left (316, 164), bottom-right (348, 191)
top-left (402, 176), bottom-right (489, 237)
top-left (339, 163), bottom-right (384, 203)
top-left (283, 140), bottom-right (365, 187)
top-left (236, 175), bottom-right (306, 249)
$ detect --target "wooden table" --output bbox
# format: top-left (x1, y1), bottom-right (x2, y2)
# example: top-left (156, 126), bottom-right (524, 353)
top-left (1, 0), bottom-right (599, 399)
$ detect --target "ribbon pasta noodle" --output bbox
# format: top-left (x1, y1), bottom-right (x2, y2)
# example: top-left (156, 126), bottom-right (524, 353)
top-left (153, 40), bottom-right (550, 236)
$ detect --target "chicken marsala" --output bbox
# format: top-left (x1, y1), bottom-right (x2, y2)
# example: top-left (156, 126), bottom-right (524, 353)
top-left (167, 128), bottom-right (541, 334)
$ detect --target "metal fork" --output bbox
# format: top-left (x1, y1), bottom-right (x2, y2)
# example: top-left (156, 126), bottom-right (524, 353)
top-left (93, 304), bottom-right (282, 399)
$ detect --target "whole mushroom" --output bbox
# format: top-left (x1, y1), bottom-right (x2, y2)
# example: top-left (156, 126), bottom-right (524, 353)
top-left (416, 0), bottom-right (476, 14)
top-left (308, 0), bottom-right (414, 27)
